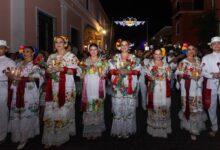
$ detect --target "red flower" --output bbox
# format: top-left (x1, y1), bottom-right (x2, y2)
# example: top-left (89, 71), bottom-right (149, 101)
top-left (130, 60), bottom-right (135, 66)
top-left (112, 76), bottom-right (119, 85)
top-left (145, 75), bottom-right (152, 81)
top-left (152, 65), bottom-right (158, 71)
top-left (79, 61), bottom-right (87, 68)
top-left (179, 62), bottom-right (184, 68)
top-left (33, 54), bottom-right (44, 65)
top-left (189, 67), bottom-right (194, 71)
top-left (19, 45), bottom-right (25, 49)
top-left (166, 67), bottom-right (171, 72)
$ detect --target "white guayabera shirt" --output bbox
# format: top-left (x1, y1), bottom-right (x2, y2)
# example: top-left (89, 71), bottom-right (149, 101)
top-left (201, 52), bottom-right (220, 90)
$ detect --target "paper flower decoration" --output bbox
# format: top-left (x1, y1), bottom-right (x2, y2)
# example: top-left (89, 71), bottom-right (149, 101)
top-left (19, 45), bottom-right (25, 54)
top-left (181, 43), bottom-right (189, 55)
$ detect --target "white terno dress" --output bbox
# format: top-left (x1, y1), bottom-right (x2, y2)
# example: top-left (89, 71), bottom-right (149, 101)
top-left (81, 57), bottom-right (108, 138)
top-left (109, 54), bottom-right (141, 138)
top-left (0, 56), bottom-right (15, 141)
top-left (175, 58), bottom-right (206, 135)
top-left (145, 60), bottom-right (172, 138)
top-left (42, 52), bottom-right (81, 146)
top-left (8, 61), bottom-right (44, 143)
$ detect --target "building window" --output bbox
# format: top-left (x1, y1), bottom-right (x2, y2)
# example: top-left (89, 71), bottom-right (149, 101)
top-left (37, 10), bottom-right (54, 52)
top-left (194, 0), bottom-right (204, 10)
top-left (176, 22), bottom-right (180, 35)
top-left (86, 0), bottom-right (89, 10)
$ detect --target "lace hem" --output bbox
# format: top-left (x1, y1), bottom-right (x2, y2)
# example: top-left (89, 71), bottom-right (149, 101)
top-left (179, 111), bottom-right (207, 135)
top-left (147, 125), bottom-right (171, 138)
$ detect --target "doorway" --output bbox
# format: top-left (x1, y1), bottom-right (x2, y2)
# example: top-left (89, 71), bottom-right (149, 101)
top-left (70, 27), bottom-right (80, 56)
top-left (37, 10), bottom-right (54, 52)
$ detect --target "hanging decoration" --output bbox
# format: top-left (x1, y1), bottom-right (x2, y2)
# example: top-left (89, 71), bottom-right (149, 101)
top-left (114, 17), bottom-right (145, 27)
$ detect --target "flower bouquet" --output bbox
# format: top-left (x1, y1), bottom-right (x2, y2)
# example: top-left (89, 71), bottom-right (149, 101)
top-left (96, 59), bottom-right (108, 76)
top-left (113, 55), bottom-right (137, 95)
top-left (79, 59), bottom-right (108, 76)
top-left (92, 99), bottom-right (103, 112)
top-left (33, 54), bottom-right (59, 82)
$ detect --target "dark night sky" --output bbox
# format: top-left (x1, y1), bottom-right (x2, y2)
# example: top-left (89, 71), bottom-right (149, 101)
top-left (99, 0), bottom-right (172, 49)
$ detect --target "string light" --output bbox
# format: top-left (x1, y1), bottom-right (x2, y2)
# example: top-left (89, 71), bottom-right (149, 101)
top-left (114, 17), bottom-right (145, 27)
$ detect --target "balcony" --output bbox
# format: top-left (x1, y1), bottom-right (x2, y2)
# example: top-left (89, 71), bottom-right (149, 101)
top-left (173, 0), bottom-right (204, 15)
top-left (172, 0), bottom-right (204, 19)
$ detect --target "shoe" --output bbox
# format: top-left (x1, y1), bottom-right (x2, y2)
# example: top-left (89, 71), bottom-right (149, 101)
top-left (17, 142), bottom-right (26, 150)
top-left (191, 135), bottom-right (197, 141)
top-left (208, 131), bottom-right (216, 137)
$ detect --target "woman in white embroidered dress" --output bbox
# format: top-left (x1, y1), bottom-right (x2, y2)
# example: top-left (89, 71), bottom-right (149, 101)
top-left (145, 49), bottom-right (172, 138)
top-left (80, 43), bottom-right (108, 139)
top-left (42, 36), bottom-right (81, 148)
top-left (175, 45), bottom-right (206, 140)
top-left (109, 40), bottom-right (141, 138)
top-left (8, 46), bottom-right (43, 150)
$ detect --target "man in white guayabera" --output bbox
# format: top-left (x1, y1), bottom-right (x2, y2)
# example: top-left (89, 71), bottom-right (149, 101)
top-left (0, 40), bottom-right (15, 143)
top-left (201, 36), bottom-right (220, 137)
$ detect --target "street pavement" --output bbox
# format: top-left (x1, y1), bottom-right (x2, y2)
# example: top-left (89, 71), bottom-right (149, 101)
top-left (1, 89), bottom-right (220, 150)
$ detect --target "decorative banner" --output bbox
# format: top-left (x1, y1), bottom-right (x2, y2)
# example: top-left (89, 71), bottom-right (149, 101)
top-left (114, 17), bottom-right (145, 27)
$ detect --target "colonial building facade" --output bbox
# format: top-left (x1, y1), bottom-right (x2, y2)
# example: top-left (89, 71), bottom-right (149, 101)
top-left (171, 0), bottom-right (220, 45)
top-left (0, 0), bottom-right (110, 53)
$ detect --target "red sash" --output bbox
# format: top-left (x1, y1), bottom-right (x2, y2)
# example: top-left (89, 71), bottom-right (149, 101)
top-left (99, 78), bottom-right (105, 99)
top-left (184, 76), bottom-right (191, 120)
top-left (58, 67), bottom-right (76, 107)
top-left (15, 77), bottom-right (39, 108)
top-left (148, 91), bottom-right (154, 109)
top-left (109, 69), bottom-right (120, 86)
top-left (109, 69), bottom-right (120, 76)
top-left (45, 67), bottom-right (76, 107)
top-left (146, 76), bottom-right (171, 110)
top-left (15, 77), bottom-right (33, 108)
top-left (202, 77), bottom-right (211, 110)
top-left (166, 78), bottom-right (171, 97)
top-left (128, 70), bottom-right (140, 95)
top-left (127, 75), bottom-right (133, 94)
